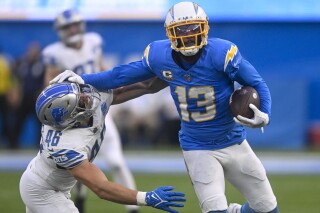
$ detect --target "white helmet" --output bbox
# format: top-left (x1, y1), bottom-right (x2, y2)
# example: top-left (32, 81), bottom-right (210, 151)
top-left (164, 2), bottom-right (209, 56)
top-left (54, 9), bottom-right (85, 45)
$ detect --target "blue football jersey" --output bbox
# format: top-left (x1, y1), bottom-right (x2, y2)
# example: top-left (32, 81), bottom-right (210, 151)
top-left (82, 38), bottom-right (271, 151)
top-left (142, 39), bottom-right (245, 150)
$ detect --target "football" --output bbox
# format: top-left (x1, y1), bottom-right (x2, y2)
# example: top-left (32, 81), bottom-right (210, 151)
top-left (229, 86), bottom-right (260, 118)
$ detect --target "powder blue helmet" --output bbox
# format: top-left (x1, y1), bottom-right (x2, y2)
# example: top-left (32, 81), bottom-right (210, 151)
top-left (35, 82), bottom-right (101, 130)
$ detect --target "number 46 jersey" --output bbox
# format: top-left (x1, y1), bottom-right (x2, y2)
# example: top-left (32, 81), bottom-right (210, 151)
top-left (28, 91), bottom-right (113, 193)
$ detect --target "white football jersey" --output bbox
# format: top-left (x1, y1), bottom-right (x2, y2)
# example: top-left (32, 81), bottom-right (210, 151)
top-left (42, 32), bottom-right (103, 74)
top-left (28, 91), bottom-right (113, 192)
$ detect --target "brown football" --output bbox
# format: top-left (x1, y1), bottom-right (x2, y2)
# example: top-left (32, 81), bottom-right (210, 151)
top-left (230, 86), bottom-right (260, 118)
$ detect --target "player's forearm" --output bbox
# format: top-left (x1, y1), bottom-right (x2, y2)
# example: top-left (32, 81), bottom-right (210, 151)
top-left (112, 83), bottom-right (150, 104)
top-left (253, 81), bottom-right (271, 118)
top-left (91, 179), bottom-right (138, 204)
top-left (112, 77), bottom-right (168, 104)
top-left (234, 59), bottom-right (271, 117)
top-left (71, 161), bottom-right (141, 205)
top-left (81, 60), bottom-right (155, 91)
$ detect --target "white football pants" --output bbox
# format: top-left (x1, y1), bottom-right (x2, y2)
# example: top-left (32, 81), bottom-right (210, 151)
top-left (183, 140), bottom-right (277, 213)
top-left (20, 163), bottom-right (79, 213)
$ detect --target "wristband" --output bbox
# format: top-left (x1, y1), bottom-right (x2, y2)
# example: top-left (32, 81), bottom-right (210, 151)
top-left (136, 191), bottom-right (147, 206)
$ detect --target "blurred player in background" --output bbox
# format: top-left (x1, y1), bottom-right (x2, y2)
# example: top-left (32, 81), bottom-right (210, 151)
top-left (20, 82), bottom-right (185, 213)
top-left (42, 9), bottom-right (139, 213)
top-left (51, 1), bottom-right (279, 213)
top-left (0, 47), bottom-right (16, 148)
top-left (12, 42), bottom-right (45, 149)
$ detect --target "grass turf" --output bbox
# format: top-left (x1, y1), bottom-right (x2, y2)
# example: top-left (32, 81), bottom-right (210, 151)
top-left (2, 172), bottom-right (320, 212)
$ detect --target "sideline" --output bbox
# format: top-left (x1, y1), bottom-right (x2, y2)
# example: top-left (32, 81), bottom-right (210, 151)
top-left (0, 150), bottom-right (320, 174)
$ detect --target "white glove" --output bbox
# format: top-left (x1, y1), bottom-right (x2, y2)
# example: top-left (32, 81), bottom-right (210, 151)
top-left (234, 104), bottom-right (269, 128)
top-left (49, 70), bottom-right (84, 84)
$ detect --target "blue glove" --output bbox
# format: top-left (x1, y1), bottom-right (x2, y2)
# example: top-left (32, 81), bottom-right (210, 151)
top-left (146, 186), bottom-right (186, 213)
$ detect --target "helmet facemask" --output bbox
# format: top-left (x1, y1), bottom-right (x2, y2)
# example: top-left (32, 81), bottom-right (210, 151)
top-left (72, 84), bottom-right (101, 123)
top-left (166, 20), bottom-right (209, 56)
top-left (57, 22), bottom-right (85, 46)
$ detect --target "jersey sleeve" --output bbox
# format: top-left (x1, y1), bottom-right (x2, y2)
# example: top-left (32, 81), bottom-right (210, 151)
top-left (234, 59), bottom-right (271, 117)
top-left (142, 43), bottom-right (152, 70)
top-left (81, 43), bottom-right (156, 91)
top-left (87, 32), bottom-right (103, 46)
top-left (86, 32), bottom-right (103, 58)
top-left (42, 45), bottom-right (64, 70)
top-left (49, 148), bottom-right (86, 169)
top-left (222, 43), bottom-right (242, 79)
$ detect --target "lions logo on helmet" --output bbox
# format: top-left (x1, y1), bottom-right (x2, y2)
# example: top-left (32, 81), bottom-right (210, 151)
top-left (164, 2), bottom-right (209, 56)
top-left (54, 9), bottom-right (86, 45)
top-left (51, 107), bottom-right (69, 124)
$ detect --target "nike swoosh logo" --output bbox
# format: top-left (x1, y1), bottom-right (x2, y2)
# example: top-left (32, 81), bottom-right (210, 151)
top-left (151, 194), bottom-right (159, 201)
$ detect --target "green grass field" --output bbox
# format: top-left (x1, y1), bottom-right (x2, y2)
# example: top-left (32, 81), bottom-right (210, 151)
top-left (2, 172), bottom-right (320, 213)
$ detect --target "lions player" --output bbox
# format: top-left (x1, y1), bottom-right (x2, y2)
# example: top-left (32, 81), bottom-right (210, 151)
top-left (19, 82), bottom-right (186, 213)
top-left (51, 2), bottom-right (279, 213)
top-left (42, 9), bottom-right (140, 213)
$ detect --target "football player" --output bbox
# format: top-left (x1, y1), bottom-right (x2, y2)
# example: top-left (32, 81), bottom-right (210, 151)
top-left (51, 1), bottom-right (279, 213)
top-left (42, 9), bottom-right (140, 213)
top-left (19, 81), bottom-right (185, 213)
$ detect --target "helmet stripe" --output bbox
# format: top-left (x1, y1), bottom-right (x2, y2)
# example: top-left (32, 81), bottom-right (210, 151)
top-left (193, 2), bottom-right (199, 14)
top-left (36, 84), bottom-right (72, 115)
top-left (169, 7), bottom-right (174, 19)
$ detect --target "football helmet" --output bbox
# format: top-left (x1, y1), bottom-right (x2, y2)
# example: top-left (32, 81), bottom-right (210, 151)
top-left (164, 2), bottom-right (209, 56)
top-left (54, 9), bottom-right (85, 45)
top-left (35, 82), bottom-right (101, 130)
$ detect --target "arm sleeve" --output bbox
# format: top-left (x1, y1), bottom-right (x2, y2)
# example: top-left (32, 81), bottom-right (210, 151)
top-left (50, 149), bottom-right (86, 169)
top-left (233, 59), bottom-right (271, 118)
top-left (81, 60), bottom-right (155, 91)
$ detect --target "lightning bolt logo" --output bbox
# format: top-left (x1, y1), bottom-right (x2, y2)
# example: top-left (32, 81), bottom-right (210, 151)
top-left (224, 45), bottom-right (238, 72)
top-left (143, 44), bottom-right (151, 68)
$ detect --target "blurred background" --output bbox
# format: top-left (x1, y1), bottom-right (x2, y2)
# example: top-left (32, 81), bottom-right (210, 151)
top-left (0, 0), bottom-right (320, 212)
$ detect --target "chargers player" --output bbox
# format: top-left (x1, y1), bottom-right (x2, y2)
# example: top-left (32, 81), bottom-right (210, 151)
top-left (51, 2), bottom-right (279, 213)
top-left (42, 9), bottom-right (140, 213)
top-left (19, 82), bottom-right (186, 213)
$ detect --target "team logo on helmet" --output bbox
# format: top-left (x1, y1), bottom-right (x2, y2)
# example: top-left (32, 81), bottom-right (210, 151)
top-left (51, 107), bottom-right (68, 124)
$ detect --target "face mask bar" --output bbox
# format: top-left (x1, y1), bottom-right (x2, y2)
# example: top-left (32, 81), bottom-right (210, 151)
top-left (71, 84), bottom-right (101, 123)
top-left (166, 20), bottom-right (209, 51)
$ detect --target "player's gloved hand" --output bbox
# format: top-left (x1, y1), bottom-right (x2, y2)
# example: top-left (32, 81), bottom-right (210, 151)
top-left (146, 186), bottom-right (185, 213)
top-left (49, 70), bottom-right (84, 84)
top-left (234, 104), bottom-right (269, 128)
